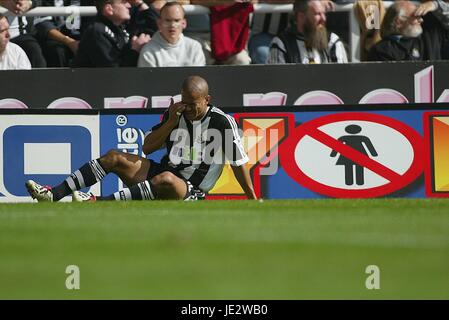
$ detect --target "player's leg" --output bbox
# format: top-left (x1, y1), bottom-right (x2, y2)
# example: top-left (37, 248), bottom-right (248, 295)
top-left (97, 149), bottom-right (152, 186)
top-left (150, 171), bottom-right (189, 200)
top-left (26, 149), bottom-right (151, 202)
top-left (103, 171), bottom-right (188, 200)
top-left (73, 180), bottom-right (157, 202)
top-left (74, 171), bottom-right (189, 202)
top-left (25, 157), bottom-right (108, 202)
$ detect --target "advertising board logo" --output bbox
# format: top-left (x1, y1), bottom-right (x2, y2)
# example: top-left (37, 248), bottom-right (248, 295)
top-left (2, 125), bottom-right (92, 197)
top-left (208, 113), bottom-right (294, 199)
top-left (116, 115), bottom-right (128, 127)
top-left (279, 113), bottom-right (424, 198)
top-left (424, 112), bottom-right (449, 197)
top-left (100, 114), bottom-right (160, 196)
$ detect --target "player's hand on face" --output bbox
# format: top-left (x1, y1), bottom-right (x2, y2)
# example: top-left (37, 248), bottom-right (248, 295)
top-left (168, 98), bottom-right (186, 124)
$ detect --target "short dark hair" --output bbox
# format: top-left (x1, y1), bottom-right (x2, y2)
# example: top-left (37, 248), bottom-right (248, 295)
top-left (94, 0), bottom-right (122, 14)
top-left (160, 1), bottom-right (185, 17)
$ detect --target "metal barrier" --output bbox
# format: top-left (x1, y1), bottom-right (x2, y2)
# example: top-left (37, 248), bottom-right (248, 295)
top-left (0, 2), bottom-right (397, 62)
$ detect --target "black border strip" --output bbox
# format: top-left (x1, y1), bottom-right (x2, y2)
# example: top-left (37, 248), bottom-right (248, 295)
top-left (1, 103), bottom-right (449, 115)
top-left (0, 300), bottom-right (447, 317)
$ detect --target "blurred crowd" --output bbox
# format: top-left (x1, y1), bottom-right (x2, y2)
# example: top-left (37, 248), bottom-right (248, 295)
top-left (0, 0), bottom-right (448, 70)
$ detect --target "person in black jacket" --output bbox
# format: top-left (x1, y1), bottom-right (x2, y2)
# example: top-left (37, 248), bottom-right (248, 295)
top-left (72, 0), bottom-right (150, 67)
top-left (126, 0), bottom-right (159, 37)
top-left (80, 0), bottom-right (160, 39)
top-left (368, 0), bottom-right (449, 61)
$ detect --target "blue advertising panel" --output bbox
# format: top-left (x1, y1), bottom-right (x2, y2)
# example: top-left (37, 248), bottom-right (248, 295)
top-left (0, 105), bottom-right (448, 202)
top-left (99, 113), bottom-right (165, 196)
top-left (3, 125), bottom-right (91, 196)
top-left (0, 114), bottom-right (100, 202)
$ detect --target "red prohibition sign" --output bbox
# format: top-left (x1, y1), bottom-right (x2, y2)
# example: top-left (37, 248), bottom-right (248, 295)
top-left (279, 112), bottom-right (424, 198)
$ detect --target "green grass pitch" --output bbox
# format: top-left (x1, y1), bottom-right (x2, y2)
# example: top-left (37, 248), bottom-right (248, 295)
top-left (0, 199), bottom-right (448, 299)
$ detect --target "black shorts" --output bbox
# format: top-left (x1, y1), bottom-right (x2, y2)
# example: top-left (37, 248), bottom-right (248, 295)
top-left (147, 160), bottom-right (206, 201)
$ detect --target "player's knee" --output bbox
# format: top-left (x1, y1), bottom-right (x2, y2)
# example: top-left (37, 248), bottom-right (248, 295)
top-left (152, 172), bottom-right (177, 188)
top-left (100, 149), bottom-right (123, 170)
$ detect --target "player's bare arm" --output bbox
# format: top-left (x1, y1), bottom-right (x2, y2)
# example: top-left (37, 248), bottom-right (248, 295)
top-left (142, 99), bottom-right (186, 155)
top-left (231, 165), bottom-right (257, 200)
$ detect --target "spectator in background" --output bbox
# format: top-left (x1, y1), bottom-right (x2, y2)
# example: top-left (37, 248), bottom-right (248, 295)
top-left (368, 0), bottom-right (449, 62)
top-left (34, 0), bottom-right (81, 67)
top-left (251, 0), bottom-right (351, 64)
top-left (354, 0), bottom-right (385, 61)
top-left (185, 0), bottom-right (253, 65)
top-left (267, 0), bottom-right (347, 64)
top-left (126, 0), bottom-right (160, 37)
top-left (207, 0), bottom-right (253, 65)
top-left (138, 1), bottom-right (205, 67)
top-left (0, 0), bottom-right (47, 67)
top-left (182, 0), bottom-right (257, 65)
top-left (248, 0), bottom-right (292, 64)
top-left (182, 2), bottom-right (214, 64)
top-left (80, 0), bottom-right (162, 38)
top-left (0, 12), bottom-right (31, 69)
top-left (73, 0), bottom-right (150, 67)
top-left (150, 0), bottom-right (165, 11)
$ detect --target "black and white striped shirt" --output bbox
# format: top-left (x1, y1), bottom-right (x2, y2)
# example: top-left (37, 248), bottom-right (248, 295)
top-left (250, 12), bottom-right (290, 36)
top-left (150, 105), bottom-right (248, 192)
top-left (5, 15), bottom-right (28, 39)
top-left (268, 31), bottom-right (348, 64)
